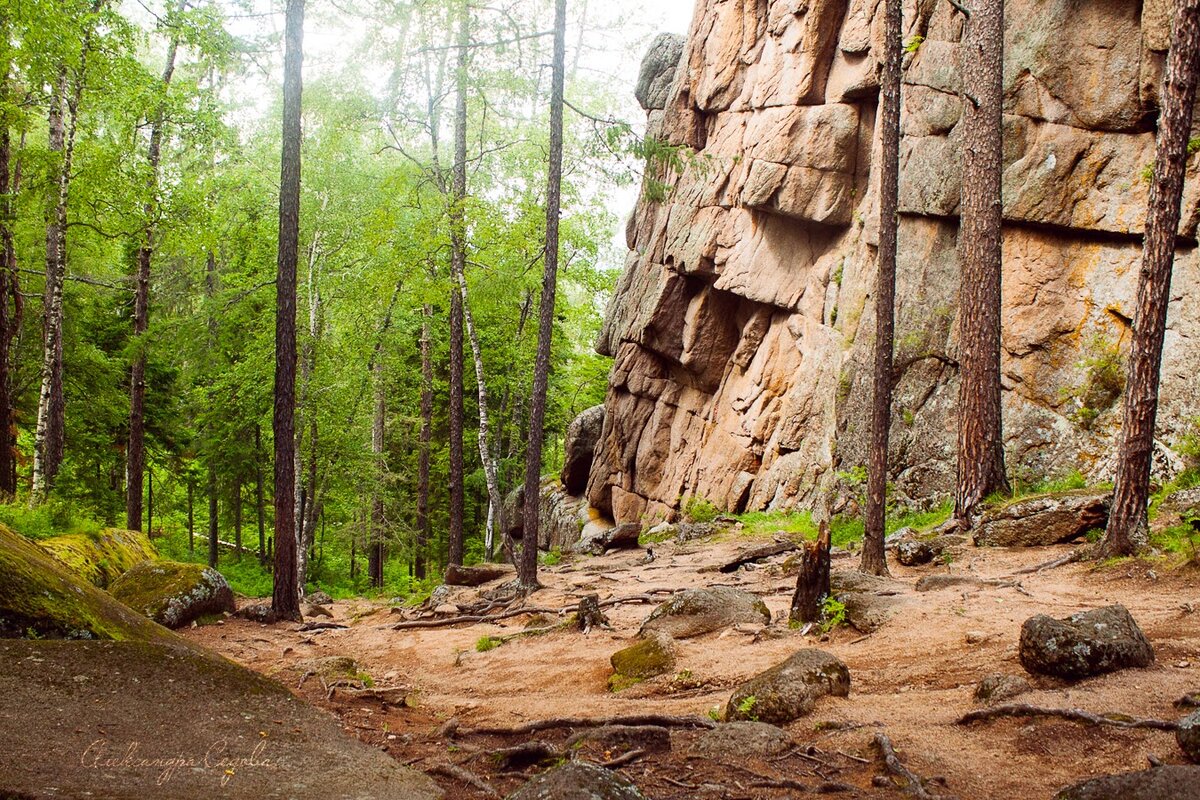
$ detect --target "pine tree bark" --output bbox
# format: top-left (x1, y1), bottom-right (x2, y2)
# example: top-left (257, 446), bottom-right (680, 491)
top-left (127, 14), bottom-right (182, 531)
top-left (446, 3), bottom-right (470, 569)
top-left (862, 0), bottom-right (902, 576)
top-left (519, 0), bottom-right (567, 590)
top-left (369, 358), bottom-right (386, 588)
top-left (416, 305), bottom-right (433, 580)
top-left (458, 273), bottom-right (503, 561)
top-left (0, 110), bottom-right (20, 500)
top-left (256, 424), bottom-right (266, 564)
top-left (954, 0), bottom-right (1010, 524)
top-left (1104, 0), bottom-right (1200, 556)
top-left (233, 477), bottom-right (242, 560)
top-left (207, 468), bottom-right (218, 568)
top-left (272, 0), bottom-right (304, 621)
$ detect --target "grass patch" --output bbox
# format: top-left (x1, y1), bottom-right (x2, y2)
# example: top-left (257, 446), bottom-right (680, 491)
top-left (476, 635), bottom-right (501, 652)
top-left (733, 501), bottom-right (952, 550)
top-left (0, 500), bottom-right (103, 541)
top-left (681, 495), bottom-right (721, 524)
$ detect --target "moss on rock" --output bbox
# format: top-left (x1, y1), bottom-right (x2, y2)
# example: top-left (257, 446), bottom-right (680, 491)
top-left (39, 527), bottom-right (157, 587)
top-left (0, 523), bottom-right (194, 648)
top-left (109, 560), bottom-right (235, 629)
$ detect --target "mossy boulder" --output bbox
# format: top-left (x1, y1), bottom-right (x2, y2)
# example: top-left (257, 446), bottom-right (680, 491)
top-left (0, 523), bottom-right (192, 647)
top-left (39, 527), bottom-right (157, 587)
top-left (640, 586), bottom-right (771, 639)
top-left (109, 560), bottom-right (235, 629)
top-left (507, 762), bottom-right (646, 800)
top-left (1019, 604), bottom-right (1154, 679)
top-left (726, 649), bottom-right (850, 724)
top-left (609, 631), bottom-right (675, 690)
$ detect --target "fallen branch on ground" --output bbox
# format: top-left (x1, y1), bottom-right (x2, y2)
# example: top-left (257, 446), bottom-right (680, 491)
top-left (957, 703), bottom-right (1178, 731)
top-left (454, 714), bottom-right (717, 738)
top-left (1009, 548), bottom-right (1087, 576)
top-left (297, 621), bottom-right (348, 631)
top-left (599, 749), bottom-right (646, 768)
top-left (426, 763), bottom-right (500, 798)
top-left (873, 733), bottom-right (938, 800)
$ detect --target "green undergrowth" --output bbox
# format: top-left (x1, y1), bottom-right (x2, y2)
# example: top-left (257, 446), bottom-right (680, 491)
top-left (734, 501), bottom-right (953, 549)
top-left (0, 501), bottom-right (103, 541)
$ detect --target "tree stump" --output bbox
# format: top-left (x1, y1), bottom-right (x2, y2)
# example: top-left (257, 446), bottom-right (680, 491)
top-left (578, 594), bottom-right (610, 633)
top-left (790, 522), bottom-right (831, 624)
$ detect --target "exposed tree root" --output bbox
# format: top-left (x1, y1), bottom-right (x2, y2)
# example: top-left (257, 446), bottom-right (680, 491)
top-left (599, 748), bottom-right (646, 768)
top-left (957, 703), bottom-right (1179, 731)
top-left (427, 762), bottom-right (500, 798)
top-left (453, 713), bottom-right (717, 738)
top-left (297, 621), bottom-right (348, 631)
top-left (392, 605), bottom-right (560, 630)
top-left (873, 733), bottom-right (940, 800)
top-left (487, 740), bottom-right (559, 769)
top-left (1008, 548), bottom-right (1088, 576)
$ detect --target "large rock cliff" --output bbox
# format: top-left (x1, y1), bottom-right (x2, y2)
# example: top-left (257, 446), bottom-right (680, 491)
top-left (589, 0), bottom-right (1200, 524)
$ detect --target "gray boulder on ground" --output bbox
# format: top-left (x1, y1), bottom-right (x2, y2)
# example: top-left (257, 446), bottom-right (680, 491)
top-left (726, 649), bottom-right (850, 724)
top-left (689, 721), bottom-right (794, 758)
top-left (444, 563), bottom-right (515, 586)
top-left (975, 491), bottom-right (1111, 547)
top-left (108, 560), bottom-right (235, 629)
top-left (560, 405), bottom-right (605, 495)
top-left (507, 761), bottom-right (647, 800)
top-left (640, 586), bottom-right (771, 639)
top-left (578, 522), bottom-right (642, 555)
top-left (1179, 709), bottom-right (1200, 763)
top-left (1054, 766), bottom-right (1200, 800)
top-left (1019, 604), bottom-right (1154, 679)
top-left (306, 590), bottom-right (333, 605)
top-left (635, 33), bottom-right (685, 111)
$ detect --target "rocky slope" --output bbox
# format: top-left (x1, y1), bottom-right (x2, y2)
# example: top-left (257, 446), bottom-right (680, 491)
top-left (588, 0), bottom-right (1200, 524)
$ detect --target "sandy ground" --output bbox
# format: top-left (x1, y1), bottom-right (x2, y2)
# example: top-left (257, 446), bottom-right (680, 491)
top-left (181, 532), bottom-right (1200, 800)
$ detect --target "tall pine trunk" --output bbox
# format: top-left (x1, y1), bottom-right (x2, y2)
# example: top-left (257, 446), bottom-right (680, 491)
top-left (415, 305), bottom-right (432, 580)
top-left (369, 359), bottom-right (386, 587)
top-left (954, 0), bottom-right (1010, 524)
top-left (446, 3), bottom-right (470, 569)
top-left (519, 0), bottom-right (567, 590)
top-left (862, 0), bottom-right (902, 576)
top-left (272, 0), bottom-right (304, 621)
top-left (1104, 0), bottom-right (1200, 556)
top-left (256, 424), bottom-right (266, 564)
top-left (0, 102), bottom-right (19, 499)
top-left (207, 469), bottom-right (218, 568)
top-left (127, 18), bottom-right (181, 531)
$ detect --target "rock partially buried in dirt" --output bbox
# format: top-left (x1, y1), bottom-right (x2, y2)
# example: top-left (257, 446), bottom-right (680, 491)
top-left (896, 539), bottom-right (936, 566)
top-left (1178, 709), bottom-right (1200, 763)
top-left (640, 586), bottom-right (771, 639)
top-left (974, 673), bottom-right (1032, 704)
top-left (1054, 765), bottom-right (1200, 799)
top-left (1019, 604), bottom-right (1154, 679)
top-left (565, 725), bottom-right (671, 755)
top-left (726, 649), bottom-right (850, 724)
top-left (689, 721), bottom-right (794, 757)
top-left (975, 491), bottom-right (1110, 547)
top-left (0, 639), bottom-right (443, 800)
top-left (914, 574), bottom-right (998, 592)
top-left (560, 404), bottom-right (605, 495)
top-left (443, 563), bottom-right (515, 587)
top-left (838, 591), bottom-right (901, 633)
top-left (234, 602), bottom-right (278, 624)
top-left (610, 631), bottom-right (676, 690)
top-left (109, 560), bottom-right (235, 628)
top-left (507, 761), bottom-right (647, 800)
top-left (306, 590), bottom-right (333, 605)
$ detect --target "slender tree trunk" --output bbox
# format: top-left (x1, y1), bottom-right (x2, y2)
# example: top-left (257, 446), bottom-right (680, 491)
top-left (146, 465), bottom-right (153, 536)
top-left (233, 477), bottom-right (242, 560)
top-left (459, 273), bottom-right (503, 560)
top-left (519, 0), bottom-right (567, 590)
top-left (954, 0), bottom-right (1010, 525)
top-left (416, 305), bottom-right (432, 580)
top-left (126, 12), bottom-right (181, 531)
top-left (207, 468), bottom-right (218, 568)
top-left (187, 479), bottom-right (194, 552)
top-left (256, 424), bottom-right (266, 564)
top-left (862, 0), bottom-right (902, 576)
top-left (0, 37), bottom-right (20, 499)
top-left (369, 359), bottom-right (386, 588)
top-left (1104, 0), bottom-right (1200, 556)
top-left (446, 3), bottom-right (470, 569)
top-left (295, 213), bottom-right (324, 589)
top-left (272, 0), bottom-right (304, 621)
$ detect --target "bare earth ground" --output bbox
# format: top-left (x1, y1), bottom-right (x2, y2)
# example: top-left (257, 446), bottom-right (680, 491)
top-left (181, 533), bottom-right (1200, 800)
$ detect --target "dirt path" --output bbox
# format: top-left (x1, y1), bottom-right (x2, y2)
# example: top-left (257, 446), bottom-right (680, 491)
top-left (182, 533), bottom-right (1200, 799)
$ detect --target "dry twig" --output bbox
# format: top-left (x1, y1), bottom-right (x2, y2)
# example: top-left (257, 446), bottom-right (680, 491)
top-left (957, 703), bottom-right (1178, 731)
top-left (455, 713), bottom-right (717, 737)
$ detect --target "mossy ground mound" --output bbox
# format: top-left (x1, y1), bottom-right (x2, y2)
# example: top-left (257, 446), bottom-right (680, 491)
top-left (110, 560), bottom-right (235, 629)
top-left (39, 527), bottom-right (157, 587)
top-left (0, 523), bottom-right (190, 646)
top-left (609, 632), bottom-right (676, 691)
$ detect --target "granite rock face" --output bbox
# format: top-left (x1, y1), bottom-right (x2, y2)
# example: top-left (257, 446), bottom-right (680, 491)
top-left (587, 0), bottom-right (1200, 525)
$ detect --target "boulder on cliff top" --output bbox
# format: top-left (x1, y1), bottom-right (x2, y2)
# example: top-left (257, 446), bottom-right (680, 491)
top-left (726, 649), bottom-right (851, 724)
top-left (39, 527), bottom-right (157, 587)
top-left (561, 404), bottom-right (605, 495)
top-left (507, 761), bottom-right (646, 800)
top-left (1019, 604), bottom-right (1154, 679)
top-left (0, 523), bottom-right (191, 646)
top-left (975, 491), bottom-right (1111, 547)
top-left (0, 639), bottom-right (442, 800)
top-left (640, 586), bottom-right (771, 639)
top-left (635, 33), bottom-right (685, 111)
top-left (109, 560), bottom-right (235, 628)
top-left (1055, 766), bottom-right (1200, 800)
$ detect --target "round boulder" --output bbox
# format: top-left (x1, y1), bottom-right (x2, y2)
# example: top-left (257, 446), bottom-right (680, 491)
top-left (507, 761), bottom-right (647, 800)
top-left (1055, 766), bottom-right (1200, 799)
top-left (1179, 709), bottom-right (1200, 763)
top-left (640, 586), bottom-right (771, 639)
top-left (1019, 604), bottom-right (1154, 680)
top-left (109, 560), bottom-right (235, 628)
top-left (726, 649), bottom-right (850, 724)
